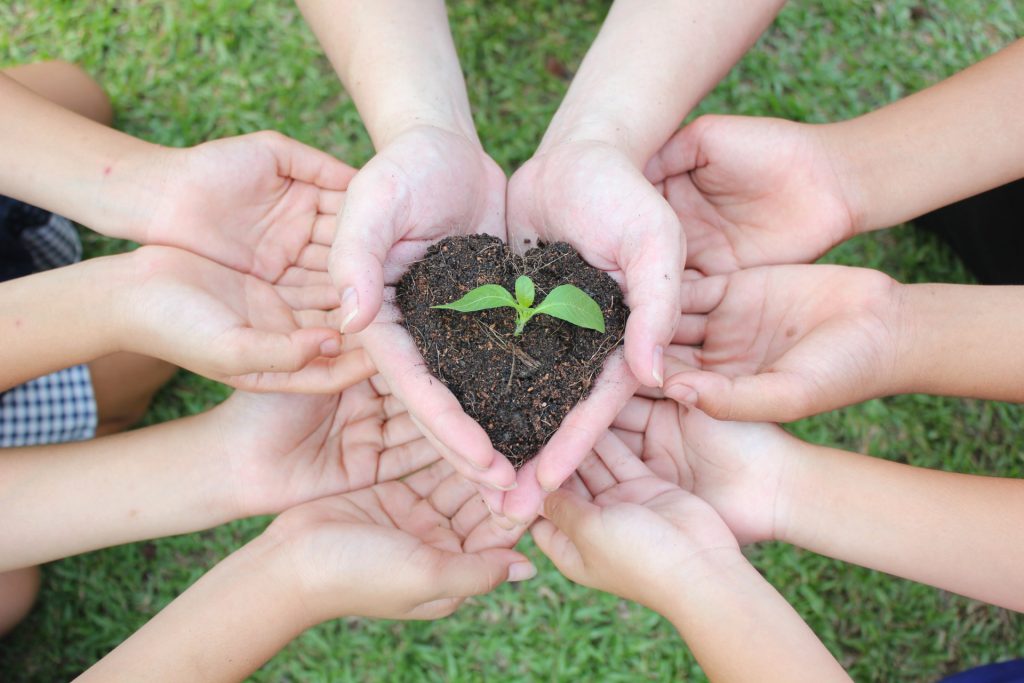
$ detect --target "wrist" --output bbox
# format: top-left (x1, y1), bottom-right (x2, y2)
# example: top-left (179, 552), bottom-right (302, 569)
top-left (658, 547), bottom-right (760, 626)
top-left (537, 114), bottom-right (647, 168)
top-left (815, 121), bottom-right (875, 237)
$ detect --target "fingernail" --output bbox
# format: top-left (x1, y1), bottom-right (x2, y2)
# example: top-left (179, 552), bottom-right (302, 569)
top-left (652, 345), bottom-right (664, 387)
top-left (507, 562), bottom-right (537, 582)
top-left (339, 287), bottom-right (359, 334)
top-left (319, 338), bottom-right (342, 356)
top-left (540, 481), bottom-right (559, 493)
top-left (492, 514), bottom-right (517, 530)
top-left (485, 479), bottom-right (517, 492)
top-left (666, 384), bottom-right (697, 406)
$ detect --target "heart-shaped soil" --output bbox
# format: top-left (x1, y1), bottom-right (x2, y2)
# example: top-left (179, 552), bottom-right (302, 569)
top-left (396, 234), bottom-right (628, 469)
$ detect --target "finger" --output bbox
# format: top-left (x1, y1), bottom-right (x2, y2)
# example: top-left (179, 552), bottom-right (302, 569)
top-left (501, 459), bottom-right (544, 525)
top-left (679, 274), bottom-right (728, 314)
top-left (612, 396), bottom-right (654, 433)
top-left (533, 352), bottom-right (639, 493)
top-left (642, 118), bottom-right (707, 184)
top-left (673, 314), bottom-right (707, 346)
top-left (663, 369), bottom-right (815, 422)
top-left (276, 283), bottom-right (339, 311)
top-left (330, 167), bottom-right (410, 333)
top-left (227, 327), bottom-right (342, 374)
top-left (664, 344), bottom-right (702, 368)
top-left (259, 130), bottom-right (358, 190)
top-left (609, 427), bottom-right (644, 456)
top-left (402, 460), bottom-right (456, 499)
top-left (232, 347), bottom-right (375, 394)
top-left (378, 438), bottom-right (442, 481)
top-left (297, 244), bottom-right (331, 272)
top-left (592, 430), bottom-right (652, 482)
top-left (317, 190), bottom-right (346, 217)
top-left (530, 518), bottom-right (584, 580)
top-left (620, 207), bottom-right (684, 387)
top-left (312, 213), bottom-right (339, 247)
top-left (294, 309), bottom-right (340, 329)
top-left (276, 266), bottom-right (332, 288)
top-left (463, 509), bottom-right (528, 553)
top-left (427, 472), bottom-right (478, 518)
top-left (433, 548), bottom-right (536, 599)
top-left (541, 490), bottom-right (600, 545)
top-left (561, 472), bottom-right (593, 500)
top-left (382, 412), bottom-right (424, 450)
top-left (575, 452), bottom-right (617, 498)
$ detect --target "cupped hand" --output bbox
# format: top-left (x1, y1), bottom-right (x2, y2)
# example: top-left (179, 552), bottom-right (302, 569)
top-left (264, 460), bottom-right (535, 623)
top-left (119, 245), bottom-right (350, 392)
top-left (328, 125), bottom-right (517, 508)
top-left (143, 131), bottom-right (356, 282)
top-left (645, 115), bottom-right (859, 274)
top-left (663, 264), bottom-right (905, 422)
top-left (610, 381), bottom-right (800, 544)
top-left (503, 140), bottom-right (682, 516)
top-left (530, 433), bottom-right (740, 613)
top-left (212, 370), bottom-right (459, 517)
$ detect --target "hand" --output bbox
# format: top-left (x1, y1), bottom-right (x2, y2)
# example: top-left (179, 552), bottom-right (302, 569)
top-left (663, 264), bottom-right (905, 422)
top-left (212, 372), bottom-right (456, 517)
top-left (530, 435), bottom-right (741, 614)
top-left (610, 387), bottom-right (800, 545)
top-left (117, 245), bottom-right (350, 392)
top-left (263, 460), bottom-right (535, 623)
top-left (137, 131), bottom-right (354, 282)
top-left (331, 125), bottom-right (517, 506)
top-left (503, 140), bottom-right (681, 517)
top-left (645, 115), bottom-right (859, 274)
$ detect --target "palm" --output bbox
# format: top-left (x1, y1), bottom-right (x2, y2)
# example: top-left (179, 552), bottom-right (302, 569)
top-left (680, 265), bottom-right (901, 421)
top-left (648, 116), bottom-right (854, 274)
top-left (146, 132), bottom-right (353, 282)
top-left (504, 141), bottom-right (681, 516)
top-left (219, 376), bottom-right (437, 516)
top-left (612, 396), bottom-right (790, 544)
top-left (270, 461), bottom-right (527, 621)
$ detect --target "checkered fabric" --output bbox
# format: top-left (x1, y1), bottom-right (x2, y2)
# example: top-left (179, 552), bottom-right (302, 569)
top-left (1, 197), bottom-right (98, 446)
top-left (0, 364), bottom-right (98, 447)
top-left (20, 214), bottom-right (82, 271)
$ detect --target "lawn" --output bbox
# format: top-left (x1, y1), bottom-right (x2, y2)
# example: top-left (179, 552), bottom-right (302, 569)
top-left (1, 1), bottom-right (1023, 681)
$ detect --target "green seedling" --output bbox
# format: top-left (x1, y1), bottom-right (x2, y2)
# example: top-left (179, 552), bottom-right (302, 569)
top-left (433, 275), bottom-right (606, 336)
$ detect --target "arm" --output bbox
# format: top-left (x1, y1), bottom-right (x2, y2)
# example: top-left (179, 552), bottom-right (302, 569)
top-left (77, 464), bottom-right (532, 682)
top-left (835, 38), bottom-right (1024, 233)
top-left (0, 74), bottom-right (168, 242)
top-left (781, 438), bottom-right (1024, 611)
top-left (0, 247), bottom-right (354, 393)
top-left (532, 439), bottom-right (848, 683)
top-left (294, 0), bottom-right (477, 149)
top-left (539, 0), bottom-right (785, 166)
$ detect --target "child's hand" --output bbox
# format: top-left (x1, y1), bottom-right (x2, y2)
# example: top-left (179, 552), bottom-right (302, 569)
top-left (264, 460), bottom-right (535, 623)
top-left (664, 264), bottom-right (905, 422)
top-left (209, 375), bottom-right (435, 517)
top-left (117, 245), bottom-right (355, 392)
top-left (611, 389), bottom-right (801, 544)
top-left (140, 132), bottom-right (356, 283)
top-left (530, 436), bottom-right (741, 614)
top-left (645, 115), bottom-right (860, 275)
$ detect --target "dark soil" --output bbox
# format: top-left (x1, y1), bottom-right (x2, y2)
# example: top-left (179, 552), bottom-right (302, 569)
top-left (396, 235), bottom-right (628, 469)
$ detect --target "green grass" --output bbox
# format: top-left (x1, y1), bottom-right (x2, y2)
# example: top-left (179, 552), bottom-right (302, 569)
top-left (2, 1), bottom-right (1023, 681)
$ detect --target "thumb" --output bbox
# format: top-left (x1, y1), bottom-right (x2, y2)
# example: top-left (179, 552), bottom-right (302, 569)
top-left (434, 548), bottom-right (536, 600)
top-left (663, 368), bottom-right (817, 423)
top-left (541, 490), bottom-right (601, 545)
top-left (329, 165), bottom-right (410, 334)
top-left (621, 204), bottom-right (684, 387)
top-left (225, 327), bottom-right (341, 377)
top-left (642, 116), bottom-right (708, 183)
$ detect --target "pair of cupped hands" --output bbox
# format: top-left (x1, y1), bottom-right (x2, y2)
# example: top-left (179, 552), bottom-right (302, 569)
top-left (124, 114), bottom-right (904, 616)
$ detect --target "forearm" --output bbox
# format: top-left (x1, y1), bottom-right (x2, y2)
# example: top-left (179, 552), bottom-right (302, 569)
top-left (539, 0), bottom-right (784, 165)
top-left (77, 535), bottom-right (309, 682)
top-left (0, 410), bottom-right (236, 572)
top-left (0, 74), bottom-right (172, 240)
top-left (295, 0), bottom-right (478, 148)
top-left (0, 255), bottom-right (127, 390)
top-left (830, 38), bottom-right (1024, 232)
top-left (892, 283), bottom-right (1024, 402)
top-left (782, 442), bottom-right (1024, 611)
top-left (664, 550), bottom-right (849, 682)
